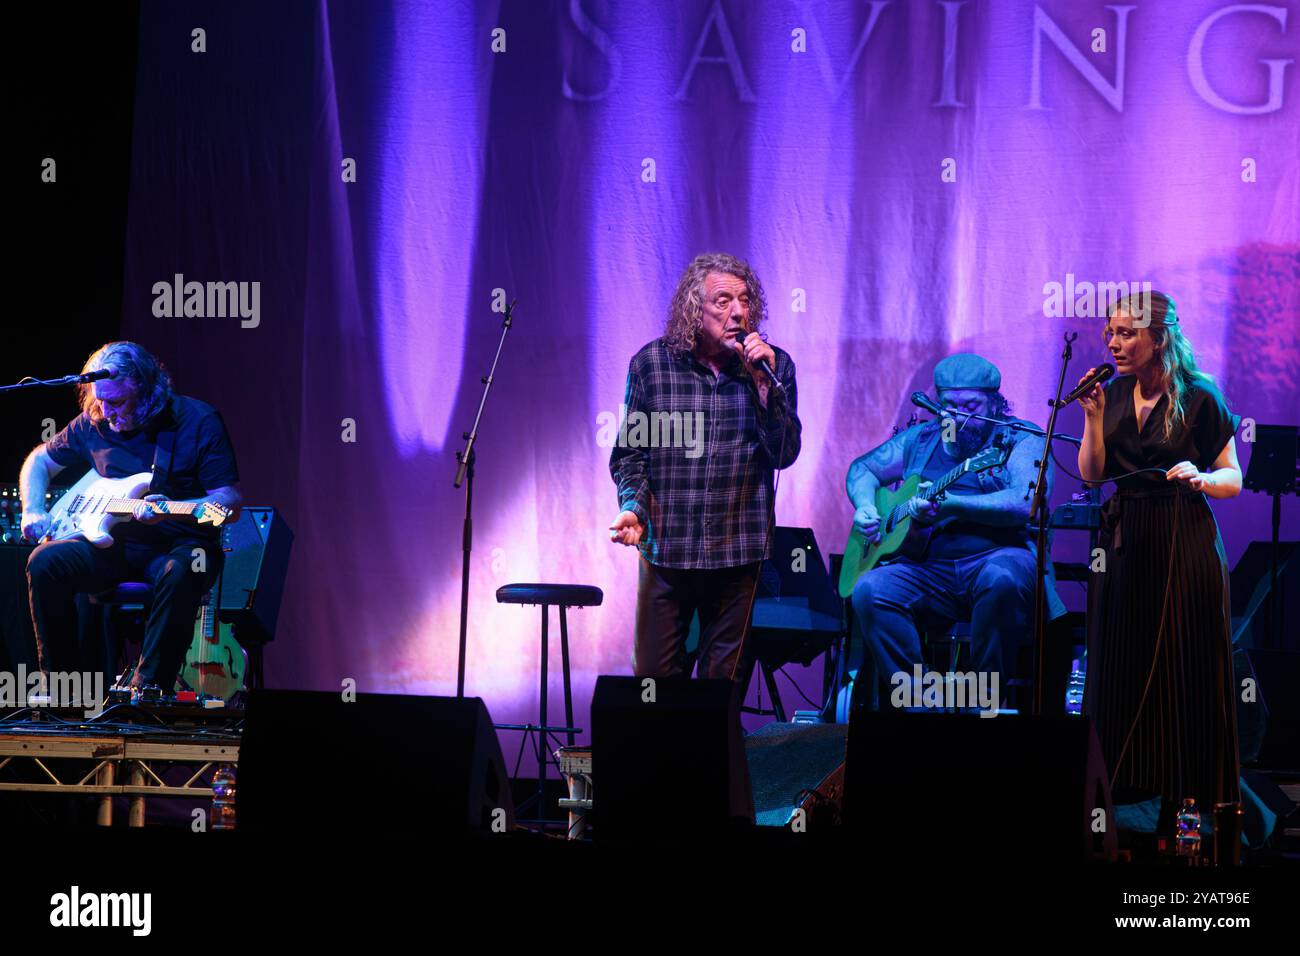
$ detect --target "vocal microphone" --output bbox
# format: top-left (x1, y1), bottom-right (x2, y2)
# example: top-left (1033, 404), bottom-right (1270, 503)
top-left (1055, 363), bottom-right (1114, 407)
top-left (910, 392), bottom-right (946, 417)
top-left (45, 368), bottom-right (116, 386)
top-left (733, 333), bottom-right (786, 392)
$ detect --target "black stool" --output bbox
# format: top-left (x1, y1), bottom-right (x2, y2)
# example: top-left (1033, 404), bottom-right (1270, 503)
top-left (88, 582), bottom-right (154, 687)
top-left (88, 581), bottom-right (154, 612)
top-left (87, 582), bottom-right (264, 692)
top-left (495, 583), bottom-right (602, 826)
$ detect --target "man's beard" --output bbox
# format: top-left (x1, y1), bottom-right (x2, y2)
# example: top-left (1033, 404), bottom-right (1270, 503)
top-left (953, 418), bottom-right (995, 458)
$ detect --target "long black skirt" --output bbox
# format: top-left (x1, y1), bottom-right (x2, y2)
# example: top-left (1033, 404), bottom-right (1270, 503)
top-left (1085, 487), bottom-right (1240, 808)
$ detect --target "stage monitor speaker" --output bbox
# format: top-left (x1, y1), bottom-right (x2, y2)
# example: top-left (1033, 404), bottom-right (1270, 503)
top-left (217, 506), bottom-right (293, 644)
top-left (591, 676), bottom-right (750, 840)
top-left (238, 690), bottom-right (514, 834)
top-left (844, 712), bottom-right (1115, 862)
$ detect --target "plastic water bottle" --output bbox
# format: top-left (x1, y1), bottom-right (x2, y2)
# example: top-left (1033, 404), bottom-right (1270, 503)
top-left (1065, 658), bottom-right (1086, 716)
top-left (1175, 797), bottom-right (1201, 859)
top-left (211, 764), bottom-right (236, 830)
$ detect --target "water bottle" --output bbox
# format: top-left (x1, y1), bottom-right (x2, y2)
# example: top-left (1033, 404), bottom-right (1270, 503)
top-left (1175, 797), bottom-right (1201, 859)
top-left (1065, 658), bottom-right (1086, 716)
top-left (211, 764), bottom-right (236, 830)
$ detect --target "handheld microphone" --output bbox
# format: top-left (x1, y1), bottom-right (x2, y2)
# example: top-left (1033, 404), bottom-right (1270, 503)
top-left (1056, 363), bottom-right (1114, 407)
top-left (734, 333), bottom-right (786, 392)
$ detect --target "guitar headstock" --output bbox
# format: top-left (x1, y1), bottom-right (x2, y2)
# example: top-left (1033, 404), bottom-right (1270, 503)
top-left (967, 443), bottom-right (1011, 473)
top-left (196, 502), bottom-right (233, 527)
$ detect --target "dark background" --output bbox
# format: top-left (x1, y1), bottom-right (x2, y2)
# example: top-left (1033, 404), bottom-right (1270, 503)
top-left (6, 6), bottom-right (139, 473)
top-left (2, 6), bottom-right (140, 672)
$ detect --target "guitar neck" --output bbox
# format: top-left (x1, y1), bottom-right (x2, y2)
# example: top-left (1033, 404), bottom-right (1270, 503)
top-left (105, 498), bottom-right (200, 518)
top-left (886, 459), bottom-right (969, 526)
top-left (925, 458), bottom-right (970, 500)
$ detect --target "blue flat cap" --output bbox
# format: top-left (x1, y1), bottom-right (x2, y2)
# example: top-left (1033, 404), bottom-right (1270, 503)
top-left (933, 352), bottom-right (1001, 391)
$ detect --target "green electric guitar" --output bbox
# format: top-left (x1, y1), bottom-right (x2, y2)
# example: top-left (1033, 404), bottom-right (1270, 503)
top-left (837, 443), bottom-right (1010, 599)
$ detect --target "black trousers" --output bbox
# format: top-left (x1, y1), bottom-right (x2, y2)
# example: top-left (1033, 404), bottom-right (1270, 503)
top-left (27, 536), bottom-right (222, 689)
top-left (633, 556), bottom-right (761, 684)
top-left (633, 556), bottom-right (760, 822)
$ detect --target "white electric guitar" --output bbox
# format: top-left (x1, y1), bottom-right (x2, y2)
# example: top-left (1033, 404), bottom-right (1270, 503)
top-left (45, 471), bottom-right (232, 548)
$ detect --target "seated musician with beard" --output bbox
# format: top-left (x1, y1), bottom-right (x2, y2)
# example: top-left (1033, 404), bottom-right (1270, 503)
top-left (844, 353), bottom-right (1066, 710)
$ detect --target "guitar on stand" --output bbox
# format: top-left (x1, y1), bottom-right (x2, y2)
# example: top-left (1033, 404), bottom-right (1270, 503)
top-left (178, 584), bottom-right (247, 704)
top-left (837, 442), bottom-right (1010, 599)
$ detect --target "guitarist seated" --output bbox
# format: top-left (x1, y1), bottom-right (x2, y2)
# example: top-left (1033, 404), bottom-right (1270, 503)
top-left (844, 353), bottom-right (1065, 710)
top-left (18, 341), bottom-right (242, 701)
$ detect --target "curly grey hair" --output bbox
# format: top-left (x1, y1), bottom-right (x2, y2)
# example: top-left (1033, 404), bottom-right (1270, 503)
top-left (664, 252), bottom-right (768, 356)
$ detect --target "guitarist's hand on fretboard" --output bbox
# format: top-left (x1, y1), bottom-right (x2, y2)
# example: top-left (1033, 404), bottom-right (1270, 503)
top-left (853, 505), bottom-right (883, 544)
top-left (904, 481), bottom-right (942, 525)
top-left (132, 494), bottom-right (170, 525)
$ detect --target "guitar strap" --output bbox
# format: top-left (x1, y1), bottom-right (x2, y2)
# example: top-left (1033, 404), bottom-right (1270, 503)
top-left (148, 398), bottom-right (179, 495)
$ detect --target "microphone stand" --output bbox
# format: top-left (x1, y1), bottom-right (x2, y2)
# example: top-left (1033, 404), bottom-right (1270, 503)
top-left (453, 300), bottom-right (515, 698)
top-left (913, 391), bottom-right (1081, 447)
top-left (929, 409), bottom-right (1082, 447)
top-left (0, 372), bottom-right (109, 394)
top-left (1029, 332), bottom-right (1077, 716)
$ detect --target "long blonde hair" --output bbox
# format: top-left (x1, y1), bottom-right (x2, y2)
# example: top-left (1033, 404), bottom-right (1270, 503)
top-left (664, 253), bottom-right (768, 356)
top-left (1108, 291), bottom-right (1218, 444)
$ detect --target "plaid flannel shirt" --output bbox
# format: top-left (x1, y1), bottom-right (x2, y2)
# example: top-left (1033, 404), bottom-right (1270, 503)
top-left (609, 337), bottom-right (801, 569)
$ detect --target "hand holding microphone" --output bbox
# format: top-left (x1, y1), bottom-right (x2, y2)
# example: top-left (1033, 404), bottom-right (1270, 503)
top-left (1069, 364), bottom-right (1114, 418)
top-left (733, 332), bottom-right (784, 391)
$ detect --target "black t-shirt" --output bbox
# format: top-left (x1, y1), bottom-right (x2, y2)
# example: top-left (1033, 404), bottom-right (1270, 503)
top-left (920, 443), bottom-right (1026, 559)
top-left (1100, 375), bottom-right (1238, 490)
top-left (45, 393), bottom-right (240, 547)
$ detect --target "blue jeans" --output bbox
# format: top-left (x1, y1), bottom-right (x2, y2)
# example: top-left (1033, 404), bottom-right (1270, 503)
top-left (850, 546), bottom-right (1036, 707)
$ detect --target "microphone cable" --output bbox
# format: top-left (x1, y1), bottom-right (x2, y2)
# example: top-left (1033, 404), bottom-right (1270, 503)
top-left (729, 346), bottom-right (793, 685)
top-left (1106, 490), bottom-right (1184, 793)
top-left (1044, 441), bottom-right (1210, 794)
